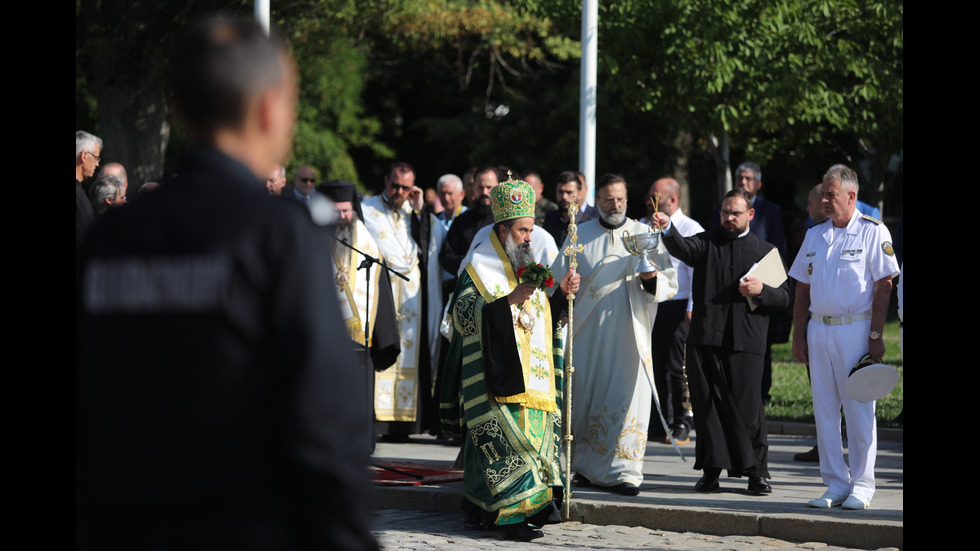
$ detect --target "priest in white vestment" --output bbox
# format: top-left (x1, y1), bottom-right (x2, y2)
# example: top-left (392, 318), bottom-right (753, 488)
top-left (361, 162), bottom-right (447, 441)
top-left (550, 173), bottom-right (678, 495)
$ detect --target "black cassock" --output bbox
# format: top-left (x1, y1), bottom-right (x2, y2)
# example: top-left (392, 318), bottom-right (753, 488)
top-left (662, 228), bottom-right (790, 477)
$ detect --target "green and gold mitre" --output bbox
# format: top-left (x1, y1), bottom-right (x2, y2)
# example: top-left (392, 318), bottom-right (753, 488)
top-left (490, 172), bottom-right (536, 223)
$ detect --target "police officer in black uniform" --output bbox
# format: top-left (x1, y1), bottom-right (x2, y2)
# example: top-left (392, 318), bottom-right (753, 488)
top-left (76, 17), bottom-right (378, 551)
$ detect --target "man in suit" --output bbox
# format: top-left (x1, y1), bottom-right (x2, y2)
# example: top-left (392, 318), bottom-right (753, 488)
top-left (717, 163), bottom-right (787, 257)
top-left (76, 130), bottom-right (102, 250)
top-left (524, 170), bottom-right (558, 226)
top-left (439, 165), bottom-right (500, 279)
top-left (289, 165), bottom-right (318, 203)
top-left (543, 170), bottom-right (599, 247)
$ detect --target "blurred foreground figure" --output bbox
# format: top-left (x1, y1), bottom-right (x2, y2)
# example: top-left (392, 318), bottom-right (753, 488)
top-left (76, 17), bottom-right (378, 551)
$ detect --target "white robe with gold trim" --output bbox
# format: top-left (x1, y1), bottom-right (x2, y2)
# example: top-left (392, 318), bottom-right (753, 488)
top-left (332, 220), bottom-right (383, 346)
top-left (550, 217), bottom-right (678, 487)
top-left (361, 195), bottom-right (447, 422)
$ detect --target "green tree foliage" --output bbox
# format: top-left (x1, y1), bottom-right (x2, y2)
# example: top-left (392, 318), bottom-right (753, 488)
top-left (77, 0), bottom-right (900, 209)
top-left (595, 0), bottom-right (903, 198)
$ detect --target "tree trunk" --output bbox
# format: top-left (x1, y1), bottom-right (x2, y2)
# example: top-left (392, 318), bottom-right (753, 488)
top-left (92, 67), bottom-right (171, 189)
top-left (708, 131), bottom-right (731, 201)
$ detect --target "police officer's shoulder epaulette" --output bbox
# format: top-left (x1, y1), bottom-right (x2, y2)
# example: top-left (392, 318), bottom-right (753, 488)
top-left (860, 214), bottom-right (882, 225)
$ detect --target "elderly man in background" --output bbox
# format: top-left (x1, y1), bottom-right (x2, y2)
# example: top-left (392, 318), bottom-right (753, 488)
top-left (88, 174), bottom-right (128, 215)
top-left (76, 130), bottom-right (102, 248)
top-left (435, 173), bottom-right (467, 229)
top-left (266, 164), bottom-right (287, 196)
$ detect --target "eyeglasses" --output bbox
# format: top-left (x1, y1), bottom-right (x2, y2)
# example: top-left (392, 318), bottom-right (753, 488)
top-left (299, 178), bottom-right (315, 183)
top-left (599, 197), bottom-right (627, 207)
top-left (86, 151), bottom-right (101, 163)
top-left (721, 209), bottom-right (748, 218)
top-left (389, 183), bottom-right (413, 192)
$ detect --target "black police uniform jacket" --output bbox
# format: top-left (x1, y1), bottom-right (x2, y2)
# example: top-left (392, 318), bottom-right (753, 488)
top-left (76, 145), bottom-right (378, 550)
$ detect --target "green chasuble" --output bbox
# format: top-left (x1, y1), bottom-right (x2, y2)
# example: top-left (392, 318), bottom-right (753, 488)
top-left (439, 233), bottom-right (566, 526)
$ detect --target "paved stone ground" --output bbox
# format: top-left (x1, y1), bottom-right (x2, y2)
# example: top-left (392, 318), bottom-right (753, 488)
top-left (371, 508), bottom-right (900, 551)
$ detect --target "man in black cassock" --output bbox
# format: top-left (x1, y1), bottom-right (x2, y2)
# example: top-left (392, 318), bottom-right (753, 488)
top-left (651, 188), bottom-right (790, 496)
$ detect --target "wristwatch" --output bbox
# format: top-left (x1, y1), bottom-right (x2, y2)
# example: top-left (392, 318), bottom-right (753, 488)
top-left (869, 330), bottom-right (882, 340)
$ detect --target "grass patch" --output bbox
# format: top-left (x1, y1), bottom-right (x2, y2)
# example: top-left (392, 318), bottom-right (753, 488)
top-left (765, 319), bottom-right (903, 427)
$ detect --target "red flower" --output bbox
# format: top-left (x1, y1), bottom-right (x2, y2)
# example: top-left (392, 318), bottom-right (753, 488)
top-left (516, 266), bottom-right (527, 278)
top-left (544, 276), bottom-right (554, 288)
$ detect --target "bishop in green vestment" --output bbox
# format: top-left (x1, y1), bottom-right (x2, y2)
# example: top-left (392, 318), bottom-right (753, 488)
top-left (439, 177), bottom-right (580, 541)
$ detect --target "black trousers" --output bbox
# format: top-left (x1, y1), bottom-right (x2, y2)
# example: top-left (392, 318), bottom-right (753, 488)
top-left (651, 299), bottom-right (691, 431)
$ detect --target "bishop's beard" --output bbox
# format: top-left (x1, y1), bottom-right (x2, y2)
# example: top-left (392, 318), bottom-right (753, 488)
top-left (504, 232), bottom-right (535, 270)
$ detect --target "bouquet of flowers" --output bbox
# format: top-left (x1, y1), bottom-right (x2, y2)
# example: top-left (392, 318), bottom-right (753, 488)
top-left (516, 262), bottom-right (554, 291)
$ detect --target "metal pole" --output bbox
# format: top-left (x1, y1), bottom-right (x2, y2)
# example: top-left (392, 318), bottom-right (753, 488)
top-left (255, 0), bottom-right (270, 34)
top-left (579, 0), bottom-right (598, 207)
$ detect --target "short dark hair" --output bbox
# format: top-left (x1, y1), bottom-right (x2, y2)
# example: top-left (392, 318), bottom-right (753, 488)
top-left (555, 171), bottom-right (581, 190)
top-left (723, 188), bottom-right (753, 209)
top-left (387, 161), bottom-right (415, 181)
top-left (172, 16), bottom-right (287, 136)
top-left (476, 166), bottom-right (501, 182)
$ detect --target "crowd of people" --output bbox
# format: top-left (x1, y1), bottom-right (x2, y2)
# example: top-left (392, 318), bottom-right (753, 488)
top-left (75, 15), bottom-right (902, 550)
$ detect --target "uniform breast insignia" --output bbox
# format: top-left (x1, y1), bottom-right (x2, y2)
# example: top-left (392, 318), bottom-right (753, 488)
top-left (861, 214), bottom-right (882, 225)
top-left (807, 262), bottom-right (813, 276)
top-left (881, 241), bottom-right (895, 257)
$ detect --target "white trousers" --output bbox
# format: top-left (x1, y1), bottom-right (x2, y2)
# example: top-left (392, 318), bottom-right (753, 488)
top-left (807, 319), bottom-right (877, 500)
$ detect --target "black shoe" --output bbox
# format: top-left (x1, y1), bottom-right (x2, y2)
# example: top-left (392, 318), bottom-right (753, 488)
top-left (610, 482), bottom-right (640, 496)
top-left (499, 522), bottom-right (543, 541)
top-left (379, 433), bottom-right (410, 444)
top-left (669, 424), bottom-right (691, 445)
top-left (747, 475), bottom-right (772, 495)
top-left (794, 445), bottom-right (819, 462)
top-left (695, 470), bottom-right (720, 492)
top-left (571, 473), bottom-right (592, 487)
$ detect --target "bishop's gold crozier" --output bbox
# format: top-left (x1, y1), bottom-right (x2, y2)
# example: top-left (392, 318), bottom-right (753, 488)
top-left (562, 199), bottom-right (584, 519)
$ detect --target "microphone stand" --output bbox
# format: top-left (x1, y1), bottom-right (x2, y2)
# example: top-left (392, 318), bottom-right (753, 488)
top-left (332, 236), bottom-right (421, 481)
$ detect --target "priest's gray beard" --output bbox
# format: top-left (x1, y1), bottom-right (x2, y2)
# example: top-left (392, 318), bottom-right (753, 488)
top-left (599, 207), bottom-right (626, 226)
top-left (504, 232), bottom-right (535, 271)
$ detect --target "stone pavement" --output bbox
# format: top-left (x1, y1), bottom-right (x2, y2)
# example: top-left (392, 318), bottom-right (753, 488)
top-left (368, 423), bottom-right (902, 550)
